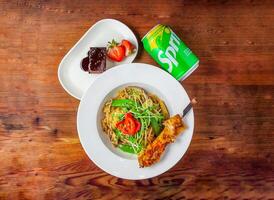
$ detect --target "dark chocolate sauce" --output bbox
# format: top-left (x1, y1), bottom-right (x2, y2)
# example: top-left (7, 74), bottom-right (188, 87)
top-left (80, 57), bottom-right (90, 72)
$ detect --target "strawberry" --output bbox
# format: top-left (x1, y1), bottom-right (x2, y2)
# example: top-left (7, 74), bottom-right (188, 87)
top-left (107, 39), bottom-right (125, 62)
top-left (121, 39), bottom-right (135, 56)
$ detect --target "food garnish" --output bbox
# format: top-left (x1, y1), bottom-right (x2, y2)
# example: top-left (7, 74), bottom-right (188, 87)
top-left (116, 113), bottom-right (141, 135)
top-left (121, 39), bottom-right (135, 56)
top-left (107, 39), bottom-right (135, 62)
top-left (107, 39), bottom-right (125, 62)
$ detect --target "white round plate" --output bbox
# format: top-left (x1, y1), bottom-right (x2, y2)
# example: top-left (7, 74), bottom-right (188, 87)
top-left (77, 63), bottom-right (194, 180)
top-left (58, 19), bottom-right (138, 100)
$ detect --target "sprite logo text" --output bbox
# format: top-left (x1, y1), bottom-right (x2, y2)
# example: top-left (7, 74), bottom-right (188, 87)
top-left (157, 31), bottom-right (180, 73)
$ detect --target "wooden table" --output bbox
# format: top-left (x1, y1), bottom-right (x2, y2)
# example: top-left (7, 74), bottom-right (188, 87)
top-left (0, 1), bottom-right (273, 199)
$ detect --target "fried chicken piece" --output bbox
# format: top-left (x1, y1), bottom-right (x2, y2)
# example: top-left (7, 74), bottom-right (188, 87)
top-left (138, 114), bottom-right (185, 167)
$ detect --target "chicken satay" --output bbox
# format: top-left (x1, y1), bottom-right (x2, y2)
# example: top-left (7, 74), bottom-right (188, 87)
top-left (138, 114), bottom-right (185, 167)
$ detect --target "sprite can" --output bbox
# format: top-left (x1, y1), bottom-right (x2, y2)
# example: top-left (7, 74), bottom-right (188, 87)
top-left (142, 24), bottom-right (199, 80)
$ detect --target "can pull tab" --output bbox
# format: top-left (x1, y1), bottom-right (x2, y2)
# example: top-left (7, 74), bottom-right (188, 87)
top-left (182, 98), bottom-right (197, 117)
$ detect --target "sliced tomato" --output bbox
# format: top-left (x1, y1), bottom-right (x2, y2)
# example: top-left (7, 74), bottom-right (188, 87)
top-left (116, 120), bottom-right (125, 131)
top-left (116, 112), bottom-right (141, 135)
top-left (124, 116), bottom-right (136, 135)
top-left (124, 113), bottom-right (134, 118)
top-left (135, 119), bottom-right (141, 132)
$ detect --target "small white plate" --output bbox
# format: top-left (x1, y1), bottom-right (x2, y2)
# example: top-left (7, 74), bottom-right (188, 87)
top-left (58, 19), bottom-right (138, 100)
top-left (77, 63), bottom-right (194, 180)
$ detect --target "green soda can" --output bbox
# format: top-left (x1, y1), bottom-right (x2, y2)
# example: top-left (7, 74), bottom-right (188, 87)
top-left (142, 24), bottom-right (199, 80)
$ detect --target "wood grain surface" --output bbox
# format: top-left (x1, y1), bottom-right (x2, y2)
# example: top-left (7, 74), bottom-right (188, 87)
top-left (0, 0), bottom-right (274, 199)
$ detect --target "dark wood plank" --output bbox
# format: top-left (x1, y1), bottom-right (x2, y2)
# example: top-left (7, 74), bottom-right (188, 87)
top-left (0, 0), bottom-right (273, 199)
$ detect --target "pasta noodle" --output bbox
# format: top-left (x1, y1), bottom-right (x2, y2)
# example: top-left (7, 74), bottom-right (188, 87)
top-left (101, 86), bottom-right (169, 154)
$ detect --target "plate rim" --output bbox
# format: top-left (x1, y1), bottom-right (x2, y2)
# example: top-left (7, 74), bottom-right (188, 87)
top-left (57, 18), bottom-right (139, 100)
top-left (77, 63), bottom-right (194, 180)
